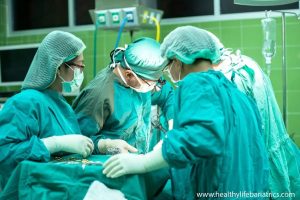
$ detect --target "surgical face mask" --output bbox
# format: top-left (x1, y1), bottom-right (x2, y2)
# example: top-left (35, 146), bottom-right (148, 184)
top-left (116, 66), bottom-right (155, 93)
top-left (59, 64), bottom-right (84, 93)
top-left (164, 61), bottom-right (181, 83)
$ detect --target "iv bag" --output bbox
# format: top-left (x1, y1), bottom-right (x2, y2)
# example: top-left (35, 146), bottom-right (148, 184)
top-left (261, 17), bottom-right (276, 65)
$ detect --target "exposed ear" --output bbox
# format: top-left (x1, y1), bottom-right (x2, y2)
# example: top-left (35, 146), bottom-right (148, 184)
top-left (124, 70), bottom-right (134, 79)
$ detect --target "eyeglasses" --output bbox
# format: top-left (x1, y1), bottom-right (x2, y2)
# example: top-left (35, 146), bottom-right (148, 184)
top-left (122, 54), bottom-right (158, 87)
top-left (138, 75), bottom-right (157, 87)
top-left (65, 62), bottom-right (85, 69)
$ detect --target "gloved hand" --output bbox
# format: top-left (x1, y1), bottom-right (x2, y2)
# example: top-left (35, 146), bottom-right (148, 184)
top-left (42, 134), bottom-right (94, 158)
top-left (98, 139), bottom-right (138, 154)
top-left (103, 147), bottom-right (168, 178)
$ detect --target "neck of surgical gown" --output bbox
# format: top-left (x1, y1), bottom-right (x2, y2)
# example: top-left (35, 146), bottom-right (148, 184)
top-left (161, 70), bottom-right (269, 200)
top-left (0, 89), bottom-right (81, 189)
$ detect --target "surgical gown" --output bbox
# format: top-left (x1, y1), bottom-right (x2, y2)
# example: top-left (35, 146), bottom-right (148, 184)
top-left (162, 70), bottom-right (269, 200)
top-left (219, 54), bottom-right (300, 198)
top-left (73, 67), bottom-right (152, 154)
top-left (0, 89), bottom-right (82, 190)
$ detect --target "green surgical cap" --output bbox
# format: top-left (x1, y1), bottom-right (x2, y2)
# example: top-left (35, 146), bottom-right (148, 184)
top-left (115, 37), bottom-right (167, 81)
top-left (160, 26), bottom-right (221, 64)
top-left (22, 31), bottom-right (86, 90)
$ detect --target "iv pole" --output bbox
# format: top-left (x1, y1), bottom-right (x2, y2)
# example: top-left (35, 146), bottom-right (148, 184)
top-left (268, 10), bottom-right (299, 128)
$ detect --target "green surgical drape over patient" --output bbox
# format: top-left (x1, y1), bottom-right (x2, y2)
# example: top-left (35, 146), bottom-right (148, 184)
top-left (162, 71), bottom-right (269, 200)
top-left (0, 89), bottom-right (82, 189)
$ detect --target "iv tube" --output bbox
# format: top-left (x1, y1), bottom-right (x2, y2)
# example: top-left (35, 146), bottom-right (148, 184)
top-left (261, 13), bottom-right (276, 76)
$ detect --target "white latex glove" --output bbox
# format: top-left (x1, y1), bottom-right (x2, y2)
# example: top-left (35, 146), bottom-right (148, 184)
top-left (42, 134), bottom-right (94, 158)
top-left (102, 147), bottom-right (168, 178)
top-left (98, 139), bottom-right (138, 154)
top-left (153, 140), bottom-right (163, 151)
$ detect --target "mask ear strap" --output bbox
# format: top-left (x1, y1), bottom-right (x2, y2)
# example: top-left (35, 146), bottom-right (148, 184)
top-left (132, 73), bottom-right (144, 87)
top-left (122, 53), bottom-right (144, 83)
top-left (116, 66), bottom-right (129, 86)
top-left (57, 71), bottom-right (66, 82)
top-left (179, 61), bottom-right (183, 81)
top-left (121, 53), bottom-right (144, 87)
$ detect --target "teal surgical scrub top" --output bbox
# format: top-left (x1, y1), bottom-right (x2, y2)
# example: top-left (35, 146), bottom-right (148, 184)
top-left (162, 70), bottom-right (269, 200)
top-left (0, 89), bottom-right (82, 189)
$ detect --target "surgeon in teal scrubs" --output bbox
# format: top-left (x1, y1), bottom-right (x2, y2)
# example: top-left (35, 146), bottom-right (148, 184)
top-left (73, 37), bottom-right (168, 154)
top-left (0, 31), bottom-right (94, 190)
top-left (200, 26), bottom-right (300, 199)
top-left (102, 28), bottom-right (269, 200)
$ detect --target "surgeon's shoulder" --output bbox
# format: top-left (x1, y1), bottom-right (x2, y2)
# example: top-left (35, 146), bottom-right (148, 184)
top-left (11, 89), bottom-right (46, 104)
top-left (2, 89), bottom-right (46, 112)
top-left (181, 71), bottom-right (217, 91)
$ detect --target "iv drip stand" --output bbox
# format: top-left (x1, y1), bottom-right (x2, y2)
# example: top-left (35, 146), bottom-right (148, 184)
top-left (268, 10), bottom-right (299, 128)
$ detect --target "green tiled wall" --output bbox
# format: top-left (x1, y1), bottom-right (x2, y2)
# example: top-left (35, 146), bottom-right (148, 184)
top-left (0, 0), bottom-right (299, 146)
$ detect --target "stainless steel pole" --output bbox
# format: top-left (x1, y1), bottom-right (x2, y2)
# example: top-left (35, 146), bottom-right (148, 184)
top-left (281, 12), bottom-right (287, 127)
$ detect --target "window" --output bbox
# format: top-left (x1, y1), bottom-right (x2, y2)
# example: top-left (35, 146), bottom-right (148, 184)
top-left (12, 0), bottom-right (68, 30)
top-left (74, 0), bottom-right (95, 25)
top-left (7, 0), bottom-right (299, 33)
top-left (157, 0), bottom-right (214, 18)
top-left (0, 46), bottom-right (38, 85)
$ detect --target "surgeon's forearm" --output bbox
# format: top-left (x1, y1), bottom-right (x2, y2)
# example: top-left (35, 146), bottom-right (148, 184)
top-left (41, 136), bottom-right (61, 154)
top-left (142, 147), bottom-right (169, 172)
